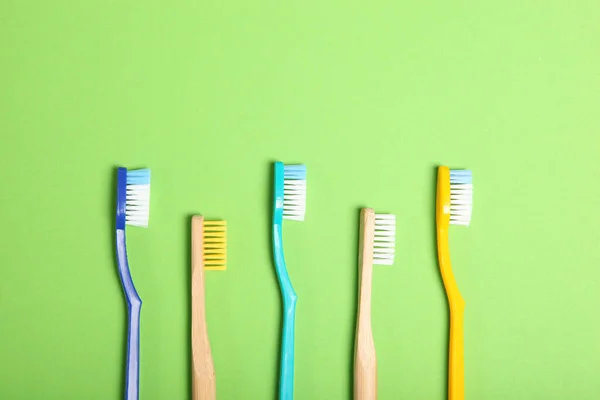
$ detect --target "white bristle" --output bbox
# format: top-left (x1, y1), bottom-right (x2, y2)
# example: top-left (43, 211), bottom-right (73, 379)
top-left (373, 214), bottom-right (396, 265)
top-left (450, 170), bottom-right (473, 226)
top-left (283, 165), bottom-right (306, 221)
top-left (126, 183), bottom-right (150, 228)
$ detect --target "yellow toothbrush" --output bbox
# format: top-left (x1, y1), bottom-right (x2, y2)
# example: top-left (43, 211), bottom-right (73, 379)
top-left (191, 216), bottom-right (227, 400)
top-left (436, 166), bottom-right (473, 400)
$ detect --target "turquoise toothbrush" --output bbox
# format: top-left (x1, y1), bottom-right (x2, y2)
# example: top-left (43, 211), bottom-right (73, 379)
top-left (115, 167), bottom-right (150, 400)
top-left (272, 162), bottom-right (306, 400)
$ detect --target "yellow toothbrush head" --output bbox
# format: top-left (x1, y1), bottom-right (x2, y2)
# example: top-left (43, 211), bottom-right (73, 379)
top-left (202, 220), bottom-right (227, 271)
top-left (437, 166), bottom-right (473, 228)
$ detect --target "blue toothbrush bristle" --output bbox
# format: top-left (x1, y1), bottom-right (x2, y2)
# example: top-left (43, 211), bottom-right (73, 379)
top-left (450, 169), bottom-right (472, 184)
top-left (126, 168), bottom-right (151, 185)
top-left (283, 164), bottom-right (306, 180)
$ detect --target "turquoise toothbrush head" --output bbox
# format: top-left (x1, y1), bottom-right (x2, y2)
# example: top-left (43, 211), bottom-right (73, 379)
top-left (115, 167), bottom-right (150, 400)
top-left (272, 162), bottom-right (306, 400)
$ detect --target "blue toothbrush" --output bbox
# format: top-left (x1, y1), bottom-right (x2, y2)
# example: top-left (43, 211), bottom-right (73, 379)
top-left (115, 167), bottom-right (151, 400)
top-left (272, 162), bottom-right (307, 400)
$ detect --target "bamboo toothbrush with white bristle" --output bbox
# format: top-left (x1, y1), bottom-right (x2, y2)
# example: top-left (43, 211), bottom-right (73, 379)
top-left (354, 209), bottom-right (396, 400)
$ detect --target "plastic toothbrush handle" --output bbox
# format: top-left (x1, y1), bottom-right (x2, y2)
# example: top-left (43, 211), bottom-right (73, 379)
top-left (279, 292), bottom-right (297, 400)
top-left (273, 222), bottom-right (298, 400)
top-left (354, 208), bottom-right (377, 400)
top-left (191, 216), bottom-right (216, 400)
top-left (437, 225), bottom-right (465, 400)
top-left (125, 299), bottom-right (141, 400)
top-left (116, 229), bottom-right (142, 400)
top-left (449, 300), bottom-right (465, 400)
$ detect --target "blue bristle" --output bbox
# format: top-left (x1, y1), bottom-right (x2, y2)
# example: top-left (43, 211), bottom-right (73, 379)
top-left (127, 169), bottom-right (151, 185)
top-left (283, 164), bottom-right (306, 180)
top-left (450, 169), bottom-right (472, 184)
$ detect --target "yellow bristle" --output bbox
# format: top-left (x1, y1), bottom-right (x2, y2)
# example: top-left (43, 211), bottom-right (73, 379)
top-left (204, 266), bottom-right (227, 271)
top-left (202, 220), bottom-right (227, 270)
top-left (204, 226), bottom-right (225, 231)
top-left (204, 232), bottom-right (225, 238)
top-left (203, 220), bottom-right (226, 225)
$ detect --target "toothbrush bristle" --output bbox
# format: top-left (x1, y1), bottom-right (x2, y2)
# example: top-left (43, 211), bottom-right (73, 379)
top-left (203, 220), bottom-right (227, 271)
top-left (125, 169), bottom-right (151, 228)
top-left (450, 169), bottom-right (473, 226)
top-left (283, 164), bottom-right (306, 221)
top-left (373, 214), bottom-right (396, 265)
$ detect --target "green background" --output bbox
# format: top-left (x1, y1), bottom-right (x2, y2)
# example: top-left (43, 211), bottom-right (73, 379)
top-left (1, 0), bottom-right (599, 399)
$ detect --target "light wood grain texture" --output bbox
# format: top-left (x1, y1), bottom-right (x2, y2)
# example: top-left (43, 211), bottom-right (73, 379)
top-left (192, 215), bottom-right (216, 400)
top-left (354, 208), bottom-right (377, 400)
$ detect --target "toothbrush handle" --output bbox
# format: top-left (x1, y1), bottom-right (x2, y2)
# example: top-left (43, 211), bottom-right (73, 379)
top-left (448, 302), bottom-right (465, 400)
top-left (191, 216), bottom-right (216, 400)
top-left (272, 220), bottom-right (298, 400)
top-left (437, 225), bottom-right (466, 400)
top-left (279, 296), bottom-right (297, 400)
top-left (125, 301), bottom-right (141, 400)
top-left (354, 208), bottom-right (377, 400)
top-left (116, 229), bottom-right (142, 400)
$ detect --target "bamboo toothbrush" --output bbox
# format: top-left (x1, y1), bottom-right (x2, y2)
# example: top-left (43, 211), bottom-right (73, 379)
top-left (354, 209), bottom-right (396, 400)
top-left (436, 166), bottom-right (473, 400)
top-left (191, 216), bottom-right (227, 400)
top-left (272, 162), bottom-right (306, 400)
top-left (115, 167), bottom-right (151, 400)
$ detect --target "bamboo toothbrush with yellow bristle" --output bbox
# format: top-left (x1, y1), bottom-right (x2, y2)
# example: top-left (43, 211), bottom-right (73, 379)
top-left (354, 208), bottom-right (396, 400)
top-left (191, 216), bottom-right (227, 400)
top-left (436, 166), bottom-right (473, 400)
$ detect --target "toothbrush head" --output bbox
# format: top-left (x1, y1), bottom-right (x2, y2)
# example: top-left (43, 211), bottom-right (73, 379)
top-left (436, 166), bottom-right (472, 228)
top-left (202, 220), bottom-right (227, 271)
top-left (449, 169), bottom-right (473, 226)
top-left (116, 167), bottom-right (151, 230)
top-left (373, 213), bottom-right (396, 266)
top-left (125, 168), bottom-right (151, 228)
top-left (283, 164), bottom-right (306, 222)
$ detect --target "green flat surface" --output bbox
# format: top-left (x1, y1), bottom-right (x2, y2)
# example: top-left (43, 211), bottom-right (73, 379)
top-left (1, 1), bottom-right (600, 399)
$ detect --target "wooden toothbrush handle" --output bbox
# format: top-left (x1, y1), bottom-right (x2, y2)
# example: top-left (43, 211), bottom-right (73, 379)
top-left (191, 216), bottom-right (216, 400)
top-left (354, 208), bottom-right (377, 400)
